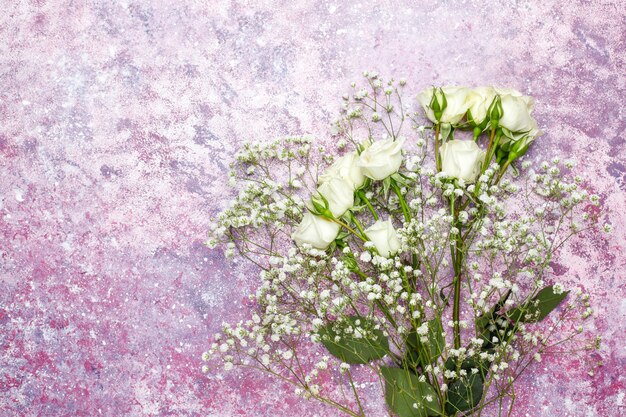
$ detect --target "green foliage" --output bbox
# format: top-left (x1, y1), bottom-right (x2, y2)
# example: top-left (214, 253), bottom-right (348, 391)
top-left (476, 291), bottom-right (512, 350)
top-left (445, 372), bottom-right (484, 414)
top-left (381, 367), bottom-right (441, 417)
top-left (406, 318), bottom-right (444, 366)
top-left (507, 285), bottom-right (570, 323)
top-left (319, 316), bottom-right (389, 364)
top-left (444, 358), bottom-right (487, 414)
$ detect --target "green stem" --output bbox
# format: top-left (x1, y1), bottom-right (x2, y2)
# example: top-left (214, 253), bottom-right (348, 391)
top-left (349, 212), bottom-right (368, 238)
top-left (347, 370), bottom-right (365, 417)
top-left (391, 181), bottom-right (411, 223)
top-left (452, 259), bottom-right (462, 350)
top-left (358, 190), bottom-right (379, 221)
top-left (331, 217), bottom-right (366, 241)
top-left (434, 123), bottom-right (441, 171)
top-left (482, 127), bottom-right (497, 172)
top-left (494, 160), bottom-right (511, 184)
top-left (450, 196), bottom-right (464, 350)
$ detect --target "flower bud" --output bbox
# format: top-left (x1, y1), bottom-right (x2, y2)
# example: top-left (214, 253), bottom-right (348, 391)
top-left (508, 134), bottom-right (534, 162)
top-left (310, 195), bottom-right (334, 219)
top-left (417, 87), bottom-right (470, 125)
top-left (488, 95), bottom-right (503, 127)
top-left (430, 87), bottom-right (447, 121)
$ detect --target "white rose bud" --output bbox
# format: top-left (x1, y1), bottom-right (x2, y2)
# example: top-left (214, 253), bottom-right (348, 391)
top-left (358, 137), bottom-right (405, 180)
top-left (417, 86), bottom-right (471, 125)
top-left (292, 212), bottom-right (341, 250)
top-left (439, 140), bottom-right (485, 183)
top-left (364, 219), bottom-right (401, 257)
top-left (498, 93), bottom-right (536, 133)
top-left (319, 151), bottom-right (365, 190)
top-left (465, 87), bottom-right (497, 126)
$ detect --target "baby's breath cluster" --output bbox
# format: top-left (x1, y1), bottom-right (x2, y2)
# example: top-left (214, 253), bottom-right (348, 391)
top-left (203, 74), bottom-right (605, 417)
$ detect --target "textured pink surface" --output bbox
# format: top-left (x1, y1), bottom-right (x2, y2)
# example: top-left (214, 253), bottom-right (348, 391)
top-left (0, 1), bottom-right (625, 416)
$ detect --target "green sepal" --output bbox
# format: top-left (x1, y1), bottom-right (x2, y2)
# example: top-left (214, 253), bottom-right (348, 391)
top-left (390, 172), bottom-right (414, 188)
top-left (440, 123), bottom-right (453, 143)
top-left (310, 193), bottom-right (334, 219)
top-left (382, 177), bottom-right (392, 199)
top-left (341, 252), bottom-right (360, 274)
top-left (430, 87), bottom-right (447, 122)
top-left (487, 95), bottom-right (502, 127)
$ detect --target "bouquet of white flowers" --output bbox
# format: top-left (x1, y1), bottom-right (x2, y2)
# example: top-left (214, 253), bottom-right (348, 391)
top-left (203, 73), bottom-right (605, 417)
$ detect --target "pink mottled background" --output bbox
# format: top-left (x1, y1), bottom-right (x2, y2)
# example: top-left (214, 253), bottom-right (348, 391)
top-left (0, 1), bottom-right (625, 416)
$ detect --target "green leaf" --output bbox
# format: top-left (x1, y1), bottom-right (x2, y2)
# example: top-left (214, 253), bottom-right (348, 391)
top-left (390, 172), bottom-right (415, 187)
top-left (444, 357), bottom-right (490, 381)
top-left (476, 290), bottom-right (512, 350)
top-left (445, 372), bottom-right (485, 414)
top-left (507, 285), bottom-right (569, 323)
top-left (406, 318), bottom-right (444, 365)
top-left (383, 177), bottom-right (392, 199)
top-left (318, 316), bottom-right (389, 364)
top-left (381, 367), bottom-right (441, 417)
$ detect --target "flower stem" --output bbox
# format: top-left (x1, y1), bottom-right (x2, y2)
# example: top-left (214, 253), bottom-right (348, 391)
top-left (332, 217), bottom-right (366, 241)
top-left (494, 160), bottom-right (511, 184)
top-left (349, 212), bottom-right (368, 237)
top-left (435, 123), bottom-right (441, 171)
top-left (391, 181), bottom-right (411, 223)
top-left (482, 127), bottom-right (497, 172)
top-left (357, 190), bottom-right (379, 221)
top-left (450, 196), bottom-right (464, 349)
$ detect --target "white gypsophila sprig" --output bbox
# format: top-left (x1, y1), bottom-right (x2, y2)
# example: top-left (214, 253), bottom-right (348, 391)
top-left (204, 75), bottom-right (604, 417)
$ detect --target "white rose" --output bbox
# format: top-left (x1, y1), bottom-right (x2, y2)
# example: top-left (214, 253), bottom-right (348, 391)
top-left (439, 140), bottom-right (485, 183)
top-left (498, 93), bottom-right (536, 133)
top-left (493, 87), bottom-right (523, 97)
top-left (465, 87), bottom-right (496, 126)
top-left (502, 119), bottom-right (542, 160)
top-left (417, 86), bottom-right (471, 125)
top-left (319, 151), bottom-right (365, 190)
top-left (503, 117), bottom-right (541, 143)
top-left (314, 176), bottom-right (354, 218)
top-left (358, 137), bottom-right (405, 180)
top-left (292, 212), bottom-right (341, 250)
top-left (364, 219), bottom-right (401, 258)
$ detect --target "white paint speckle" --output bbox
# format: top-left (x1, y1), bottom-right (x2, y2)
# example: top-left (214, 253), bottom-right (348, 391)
top-left (14, 189), bottom-right (24, 202)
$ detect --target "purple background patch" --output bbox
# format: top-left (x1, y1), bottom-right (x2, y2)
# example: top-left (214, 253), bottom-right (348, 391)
top-left (0, 1), bottom-right (624, 416)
